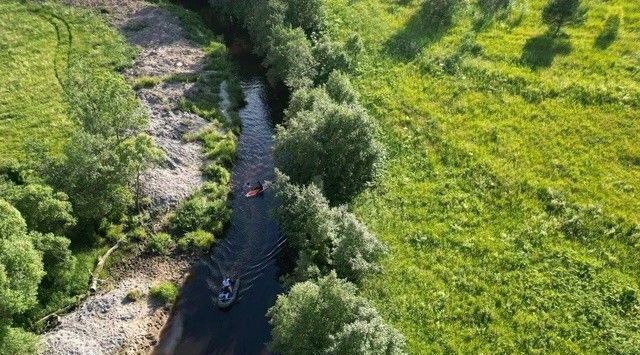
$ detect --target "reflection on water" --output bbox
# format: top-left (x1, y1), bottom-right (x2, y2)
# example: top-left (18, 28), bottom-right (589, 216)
top-left (155, 76), bottom-right (284, 355)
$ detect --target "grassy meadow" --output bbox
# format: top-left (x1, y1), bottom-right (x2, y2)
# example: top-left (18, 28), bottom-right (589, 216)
top-left (0, 1), bottom-right (134, 162)
top-left (324, 0), bottom-right (640, 352)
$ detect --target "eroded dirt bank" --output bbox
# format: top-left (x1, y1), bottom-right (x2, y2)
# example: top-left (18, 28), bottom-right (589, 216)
top-left (40, 1), bottom-right (223, 353)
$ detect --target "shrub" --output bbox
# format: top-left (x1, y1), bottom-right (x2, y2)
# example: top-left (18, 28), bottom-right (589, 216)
top-left (419, 0), bottom-right (463, 28)
top-left (313, 36), bottom-right (352, 83)
top-left (128, 227), bottom-right (147, 242)
top-left (275, 102), bottom-right (385, 205)
top-left (29, 232), bottom-right (76, 302)
top-left (264, 25), bottom-right (317, 89)
top-left (171, 194), bottom-right (229, 235)
top-left (149, 281), bottom-right (178, 305)
top-left (267, 272), bottom-right (406, 355)
top-left (177, 230), bottom-right (215, 251)
top-left (203, 163), bottom-right (231, 185)
top-left (273, 174), bottom-right (336, 267)
top-left (0, 327), bottom-right (39, 355)
top-left (285, 86), bottom-right (333, 120)
top-left (126, 289), bottom-right (143, 302)
top-left (325, 71), bottom-right (359, 104)
top-left (285, 0), bottom-right (325, 34)
top-left (104, 224), bottom-right (125, 243)
top-left (0, 181), bottom-right (76, 235)
top-left (147, 232), bottom-right (175, 255)
top-left (332, 208), bottom-right (386, 283)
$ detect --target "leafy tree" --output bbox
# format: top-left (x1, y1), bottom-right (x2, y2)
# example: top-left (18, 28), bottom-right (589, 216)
top-left (267, 272), bottom-right (406, 355)
top-left (325, 71), bottom-right (359, 105)
top-left (0, 200), bottom-right (44, 323)
top-left (171, 192), bottom-right (229, 235)
top-left (264, 25), bottom-right (317, 89)
top-left (273, 173), bottom-right (336, 267)
top-left (0, 180), bottom-right (76, 235)
top-left (285, 86), bottom-right (333, 120)
top-left (284, 0), bottom-right (325, 34)
top-left (332, 207), bottom-right (386, 283)
top-left (420, 0), bottom-right (463, 28)
top-left (312, 36), bottom-right (353, 83)
top-left (34, 68), bottom-right (160, 230)
top-left (542, 0), bottom-right (587, 37)
top-left (30, 232), bottom-right (76, 302)
top-left (243, 0), bottom-right (288, 56)
top-left (0, 326), bottom-right (39, 355)
top-left (275, 102), bottom-right (384, 205)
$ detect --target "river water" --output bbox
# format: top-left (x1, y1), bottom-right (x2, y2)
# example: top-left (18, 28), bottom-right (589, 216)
top-left (154, 71), bottom-right (286, 354)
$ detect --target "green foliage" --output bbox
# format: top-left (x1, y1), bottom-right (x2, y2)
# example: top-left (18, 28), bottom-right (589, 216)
top-left (29, 232), bottom-right (76, 303)
top-left (273, 174), bottom-right (336, 268)
top-left (312, 36), bottom-right (353, 83)
top-left (33, 67), bottom-right (161, 229)
top-left (264, 26), bottom-right (317, 89)
top-left (542, 0), bottom-right (588, 36)
top-left (267, 272), bottom-right (406, 355)
top-left (171, 193), bottom-right (229, 236)
top-left (332, 208), bottom-right (386, 283)
top-left (273, 174), bottom-right (385, 283)
top-left (0, 181), bottom-right (76, 235)
top-left (0, 327), bottom-right (39, 355)
top-left (128, 227), bottom-right (147, 242)
top-left (325, 71), bottom-right (359, 104)
top-left (419, 0), bottom-right (463, 28)
top-left (275, 100), bottom-right (384, 205)
top-left (285, 0), bottom-right (326, 34)
top-left (149, 281), bottom-right (178, 305)
top-left (0, 200), bottom-right (44, 317)
top-left (177, 230), bottom-right (215, 251)
top-left (126, 289), bottom-right (143, 302)
top-left (147, 232), bottom-right (175, 255)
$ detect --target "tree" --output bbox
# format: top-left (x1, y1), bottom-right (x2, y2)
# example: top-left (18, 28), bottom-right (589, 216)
top-left (542, 0), bottom-right (587, 37)
top-left (0, 180), bottom-right (76, 235)
top-left (30, 232), bottom-right (76, 302)
top-left (272, 172), bottom-right (336, 267)
top-left (325, 71), bottom-right (359, 105)
top-left (264, 25), bottom-right (317, 89)
top-left (267, 272), bottom-right (406, 355)
top-left (332, 207), bottom-right (386, 283)
top-left (284, 0), bottom-right (325, 34)
top-left (274, 102), bottom-right (385, 205)
top-left (312, 36), bottom-right (352, 83)
top-left (0, 201), bottom-right (44, 315)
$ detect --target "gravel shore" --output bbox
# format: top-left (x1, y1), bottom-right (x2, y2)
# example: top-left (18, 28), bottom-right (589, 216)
top-left (40, 1), bottom-right (221, 353)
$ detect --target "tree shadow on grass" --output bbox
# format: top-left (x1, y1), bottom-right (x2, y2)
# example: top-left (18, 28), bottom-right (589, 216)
top-left (384, 1), bottom-right (459, 62)
top-left (594, 14), bottom-right (620, 50)
top-left (520, 33), bottom-right (572, 69)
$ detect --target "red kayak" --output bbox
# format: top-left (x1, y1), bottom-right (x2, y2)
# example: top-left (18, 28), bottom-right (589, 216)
top-left (245, 184), bottom-right (269, 197)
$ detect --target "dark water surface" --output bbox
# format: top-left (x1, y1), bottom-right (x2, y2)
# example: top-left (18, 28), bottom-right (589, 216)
top-left (155, 73), bottom-right (285, 354)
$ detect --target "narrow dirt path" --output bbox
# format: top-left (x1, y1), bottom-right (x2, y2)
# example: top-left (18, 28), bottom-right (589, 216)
top-left (40, 1), bottom-right (225, 354)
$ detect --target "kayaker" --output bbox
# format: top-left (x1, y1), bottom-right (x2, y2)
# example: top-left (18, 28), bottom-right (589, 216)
top-left (222, 276), bottom-right (232, 294)
top-left (255, 181), bottom-right (263, 191)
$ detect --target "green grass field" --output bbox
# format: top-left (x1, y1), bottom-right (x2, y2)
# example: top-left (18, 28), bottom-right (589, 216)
top-left (325, 0), bottom-right (640, 352)
top-left (0, 1), bottom-right (134, 163)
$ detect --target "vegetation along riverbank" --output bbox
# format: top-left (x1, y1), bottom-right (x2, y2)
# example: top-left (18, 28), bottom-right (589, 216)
top-left (0, 1), bottom-right (241, 353)
top-left (204, 0), bottom-right (639, 353)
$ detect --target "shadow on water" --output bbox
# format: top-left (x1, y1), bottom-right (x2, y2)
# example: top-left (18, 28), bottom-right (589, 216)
top-left (154, 3), bottom-right (291, 354)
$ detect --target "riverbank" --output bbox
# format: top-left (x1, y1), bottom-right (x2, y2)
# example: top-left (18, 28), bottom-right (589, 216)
top-left (40, 1), bottom-right (236, 353)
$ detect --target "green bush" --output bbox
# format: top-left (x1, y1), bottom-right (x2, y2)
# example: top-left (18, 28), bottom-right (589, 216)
top-left (126, 289), bottom-right (143, 302)
top-left (149, 281), bottom-right (178, 305)
top-left (0, 326), bottom-right (39, 355)
top-left (147, 232), bottom-right (175, 255)
top-left (171, 193), bottom-right (229, 235)
top-left (128, 227), bottom-right (147, 242)
top-left (203, 163), bottom-right (231, 185)
top-left (267, 272), bottom-right (406, 355)
top-left (275, 101), bottom-right (385, 205)
top-left (264, 25), bottom-right (317, 89)
top-left (104, 224), bottom-right (124, 243)
top-left (177, 230), bottom-right (215, 251)
top-left (542, 0), bottom-right (588, 37)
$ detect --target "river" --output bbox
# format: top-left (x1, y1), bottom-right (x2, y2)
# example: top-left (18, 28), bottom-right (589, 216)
top-left (154, 55), bottom-right (287, 353)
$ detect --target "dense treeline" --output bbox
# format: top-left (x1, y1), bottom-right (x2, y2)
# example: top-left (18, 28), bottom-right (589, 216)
top-left (208, 0), bottom-right (405, 353)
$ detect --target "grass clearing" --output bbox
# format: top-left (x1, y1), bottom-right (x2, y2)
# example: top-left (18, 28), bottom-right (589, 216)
top-left (325, 0), bottom-right (640, 352)
top-left (0, 1), bottom-right (135, 163)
